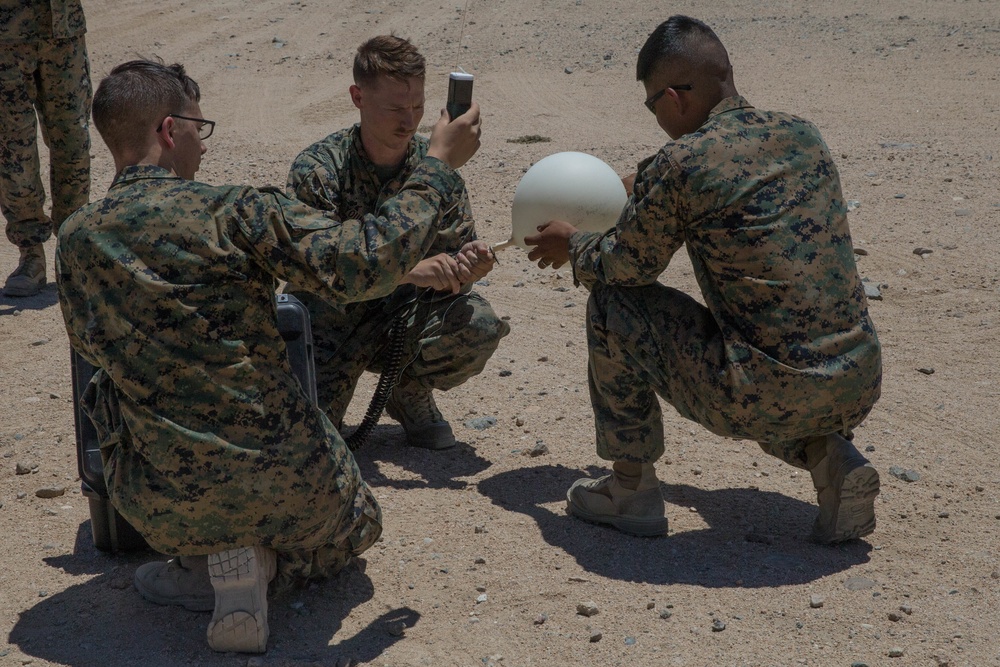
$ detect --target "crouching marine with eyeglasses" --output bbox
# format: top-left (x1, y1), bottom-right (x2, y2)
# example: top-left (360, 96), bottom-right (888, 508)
top-left (525, 16), bottom-right (882, 544)
top-left (55, 59), bottom-right (482, 653)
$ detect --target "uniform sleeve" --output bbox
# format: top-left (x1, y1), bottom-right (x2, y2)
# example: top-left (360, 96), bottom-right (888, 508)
top-left (237, 157), bottom-right (463, 303)
top-left (286, 151), bottom-right (339, 211)
top-left (569, 150), bottom-right (687, 290)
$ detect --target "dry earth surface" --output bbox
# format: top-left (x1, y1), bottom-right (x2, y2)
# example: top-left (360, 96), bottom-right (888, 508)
top-left (2, 0), bottom-right (1000, 665)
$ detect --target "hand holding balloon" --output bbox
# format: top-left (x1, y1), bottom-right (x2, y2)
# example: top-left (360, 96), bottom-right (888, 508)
top-left (524, 220), bottom-right (577, 270)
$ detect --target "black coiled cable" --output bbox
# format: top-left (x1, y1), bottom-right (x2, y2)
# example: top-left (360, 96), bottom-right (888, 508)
top-left (344, 310), bottom-right (409, 451)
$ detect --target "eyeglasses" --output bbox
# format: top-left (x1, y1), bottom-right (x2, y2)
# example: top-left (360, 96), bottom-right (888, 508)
top-left (644, 85), bottom-right (692, 113)
top-left (156, 114), bottom-right (216, 140)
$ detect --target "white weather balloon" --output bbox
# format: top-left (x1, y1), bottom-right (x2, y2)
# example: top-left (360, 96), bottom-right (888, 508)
top-left (497, 151), bottom-right (627, 251)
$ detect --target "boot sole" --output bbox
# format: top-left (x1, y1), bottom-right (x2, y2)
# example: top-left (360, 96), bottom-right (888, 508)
top-left (567, 501), bottom-right (668, 537)
top-left (815, 463), bottom-right (880, 543)
top-left (3, 281), bottom-right (46, 297)
top-left (206, 547), bottom-right (271, 653)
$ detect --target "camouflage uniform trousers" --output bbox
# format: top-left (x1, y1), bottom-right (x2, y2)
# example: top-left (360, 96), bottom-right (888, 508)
top-left (0, 34), bottom-right (91, 247)
top-left (85, 370), bottom-right (382, 592)
top-left (289, 285), bottom-right (510, 428)
top-left (587, 282), bottom-right (873, 471)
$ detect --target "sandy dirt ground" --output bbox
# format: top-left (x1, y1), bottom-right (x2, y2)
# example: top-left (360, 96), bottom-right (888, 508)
top-left (2, 0), bottom-right (1000, 665)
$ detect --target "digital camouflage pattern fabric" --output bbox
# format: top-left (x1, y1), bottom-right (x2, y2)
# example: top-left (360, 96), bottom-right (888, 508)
top-left (0, 0), bottom-right (91, 247)
top-left (570, 96), bottom-right (881, 468)
top-left (286, 125), bottom-right (508, 426)
top-left (57, 161), bottom-right (465, 582)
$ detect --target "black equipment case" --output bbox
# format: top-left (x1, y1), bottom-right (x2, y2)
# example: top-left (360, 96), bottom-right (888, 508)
top-left (70, 293), bottom-right (318, 552)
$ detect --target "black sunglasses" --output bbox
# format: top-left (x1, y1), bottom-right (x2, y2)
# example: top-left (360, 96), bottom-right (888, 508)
top-left (644, 85), bottom-right (693, 113)
top-left (156, 113), bottom-right (216, 139)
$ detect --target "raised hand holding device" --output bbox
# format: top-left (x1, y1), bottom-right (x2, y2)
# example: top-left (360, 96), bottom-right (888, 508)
top-left (447, 71), bottom-right (474, 120)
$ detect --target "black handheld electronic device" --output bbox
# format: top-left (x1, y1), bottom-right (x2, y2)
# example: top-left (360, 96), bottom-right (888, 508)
top-left (447, 71), bottom-right (474, 120)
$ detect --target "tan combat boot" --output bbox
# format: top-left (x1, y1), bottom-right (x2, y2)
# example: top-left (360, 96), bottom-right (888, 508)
top-left (809, 434), bottom-right (880, 543)
top-left (3, 245), bottom-right (46, 297)
top-left (206, 545), bottom-right (277, 654)
top-left (566, 462), bottom-right (668, 537)
top-left (385, 380), bottom-right (456, 450)
top-left (134, 555), bottom-right (215, 611)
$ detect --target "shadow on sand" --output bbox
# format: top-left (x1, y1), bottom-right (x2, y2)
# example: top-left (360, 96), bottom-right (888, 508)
top-left (477, 463), bottom-right (873, 587)
top-left (9, 523), bottom-right (418, 666)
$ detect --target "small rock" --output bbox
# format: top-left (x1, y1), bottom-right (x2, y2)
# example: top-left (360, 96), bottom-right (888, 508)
top-left (49, 392), bottom-right (61, 399)
top-left (809, 594), bottom-right (825, 608)
top-left (893, 193), bottom-right (906, 199)
top-left (589, 630), bottom-right (602, 642)
top-left (524, 441), bottom-right (549, 457)
top-left (15, 462), bottom-right (38, 475)
top-left (888, 647), bottom-right (904, 658)
top-left (899, 604), bottom-right (913, 615)
top-left (476, 594), bottom-right (488, 604)
top-left (850, 663), bottom-right (870, 667)
top-left (385, 621), bottom-right (405, 637)
top-left (31, 338), bottom-right (51, 346)
top-left (888, 466), bottom-right (920, 482)
top-left (843, 576), bottom-right (877, 591)
top-left (35, 487), bottom-right (66, 499)
top-left (938, 511), bottom-right (950, 518)
top-left (464, 416), bottom-right (497, 430)
top-left (913, 247), bottom-right (933, 256)
top-left (847, 200), bottom-right (861, 211)
top-left (888, 611), bottom-right (903, 621)
top-left (624, 636), bottom-right (637, 646)
top-left (954, 209), bottom-right (971, 216)
top-left (916, 367), bottom-right (934, 375)
top-left (564, 66), bottom-right (575, 74)
top-left (474, 556), bottom-right (486, 564)
top-left (16, 492), bottom-right (27, 500)
top-left (853, 247), bottom-right (869, 256)
top-left (646, 601), bottom-right (655, 610)
top-left (577, 601), bottom-right (599, 617)
top-left (659, 609), bottom-right (673, 619)
top-left (512, 281), bottom-right (525, 288)
top-left (711, 619), bottom-right (726, 632)
top-left (474, 525), bottom-right (486, 534)
top-left (498, 369), bottom-right (512, 377)
top-left (863, 283), bottom-right (882, 300)
top-left (533, 614), bottom-right (547, 625)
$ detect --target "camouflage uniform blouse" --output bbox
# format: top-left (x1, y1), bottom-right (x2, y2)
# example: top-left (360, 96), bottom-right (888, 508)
top-left (287, 124), bottom-right (476, 254)
top-left (56, 162), bottom-right (463, 552)
top-left (570, 96), bottom-right (881, 423)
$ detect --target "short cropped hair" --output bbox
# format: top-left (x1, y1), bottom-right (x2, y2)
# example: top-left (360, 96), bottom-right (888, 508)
top-left (636, 15), bottom-right (722, 82)
top-left (352, 35), bottom-right (425, 86)
top-left (92, 59), bottom-right (201, 155)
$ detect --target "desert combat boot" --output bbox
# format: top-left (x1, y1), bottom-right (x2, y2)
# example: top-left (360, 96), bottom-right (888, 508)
top-left (206, 545), bottom-right (277, 654)
top-left (566, 463), bottom-right (668, 537)
top-left (808, 433), bottom-right (880, 543)
top-left (3, 245), bottom-right (46, 297)
top-left (385, 379), bottom-right (456, 450)
top-left (134, 555), bottom-right (215, 611)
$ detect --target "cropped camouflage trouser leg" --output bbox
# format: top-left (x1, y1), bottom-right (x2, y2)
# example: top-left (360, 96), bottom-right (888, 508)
top-left (0, 35), bottom-right (91, 247)
top-left (292, 286), bottom-right (509, 427)
top-left (587, 283), bottom-right (861, 470)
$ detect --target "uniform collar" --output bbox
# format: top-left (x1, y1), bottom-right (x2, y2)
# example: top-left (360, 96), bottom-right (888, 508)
top-left (706, 95), bottom-right (755, 120)
top-left (110, 164), bottom-right (180, 189)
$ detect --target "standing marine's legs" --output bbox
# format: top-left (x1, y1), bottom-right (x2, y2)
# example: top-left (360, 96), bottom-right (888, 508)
top-left (0, 41), bottom-right (49, 296)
